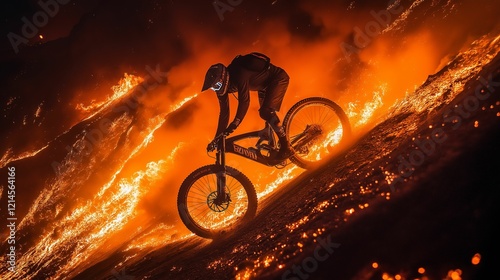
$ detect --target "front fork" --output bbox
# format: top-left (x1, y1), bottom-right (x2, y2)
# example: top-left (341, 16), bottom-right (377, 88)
top-left (215, 136), bottom-right (229, 204)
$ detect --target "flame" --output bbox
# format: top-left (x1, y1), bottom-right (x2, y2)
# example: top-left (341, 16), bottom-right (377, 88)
top-left (257, 166), bottom-right (299, 199)
top-left (12, 141), bottom-right (182, 278)
top-left (75, 73), bottom-right (144, 115)
top-left (170, 93), bottom-right (198, 111)
top-left (347, 84), bottom-right (386, 128)
top-left (1, 74), bottom-right (144, 170)
top-left (1, 79), bottom-right (203, 278)
top-left (0, 144), bottom-right (49, 169)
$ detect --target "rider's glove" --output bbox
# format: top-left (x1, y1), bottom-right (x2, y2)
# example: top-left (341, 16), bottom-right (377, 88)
top-left (207, 140), bottom-right (216, 152)
top-left (224, 119), bottom-right (240, 136)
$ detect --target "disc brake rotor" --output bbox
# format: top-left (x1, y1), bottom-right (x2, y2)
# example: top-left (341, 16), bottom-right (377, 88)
top-left (207, 191), bottom-right (231, 212)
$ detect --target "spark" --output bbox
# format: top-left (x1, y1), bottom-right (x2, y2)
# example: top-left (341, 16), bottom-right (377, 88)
top-left (35, 102), bottom-right (43, 118)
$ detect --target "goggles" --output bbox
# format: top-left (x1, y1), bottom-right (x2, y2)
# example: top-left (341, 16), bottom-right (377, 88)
top-left (211, 81), bottom-right (223, 92)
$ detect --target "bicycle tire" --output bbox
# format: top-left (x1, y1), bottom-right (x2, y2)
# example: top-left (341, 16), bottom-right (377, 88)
top-left (177, 165), bottom-right (257, 239)
top-left (283, 97), bottom-right (351, 169)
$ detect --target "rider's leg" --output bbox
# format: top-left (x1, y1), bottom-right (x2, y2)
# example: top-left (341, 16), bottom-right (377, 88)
top-left (259, 109), bottom-right (285, 138)
top-left (258, 68), bottom-right (294, 159)
top-left (259, 109), bottom-right (295, 159)
top-left (257, 89), bottom-right (270, 139)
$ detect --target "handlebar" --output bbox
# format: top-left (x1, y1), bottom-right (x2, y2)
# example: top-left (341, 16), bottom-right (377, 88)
top-left (207, 133), bottom-right (227, 153)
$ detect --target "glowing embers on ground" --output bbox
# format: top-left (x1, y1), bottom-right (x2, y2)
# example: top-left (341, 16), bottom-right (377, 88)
top-left (124, 223), bottom-right (178, 251)
top-left (231, 227), bottom-right (331, 279)
top-left (358, 254), bottom-right (483, 280)
top-left (391, 33), bottom-right (500, 116)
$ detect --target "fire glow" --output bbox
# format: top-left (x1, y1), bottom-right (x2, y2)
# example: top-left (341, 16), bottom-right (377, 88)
top-left (0, 75), bottom-right (201, 279)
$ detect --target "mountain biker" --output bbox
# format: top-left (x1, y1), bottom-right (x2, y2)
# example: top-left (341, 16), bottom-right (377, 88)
top-left (202, 52), bottom-right (295, 160)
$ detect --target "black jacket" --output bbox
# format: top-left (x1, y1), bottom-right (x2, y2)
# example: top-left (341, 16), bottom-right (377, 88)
top-left (215, 54), bottom-right (283, 136)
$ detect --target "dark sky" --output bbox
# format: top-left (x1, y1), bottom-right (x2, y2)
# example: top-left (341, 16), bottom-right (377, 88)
top-left (0, 0), bottom-right (398, 53)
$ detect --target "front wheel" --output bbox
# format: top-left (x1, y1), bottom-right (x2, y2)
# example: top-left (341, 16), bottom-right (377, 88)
top-left (283, 97), bottom-right (351, 169)
top-left (177, 165), bottom-right (257, 239)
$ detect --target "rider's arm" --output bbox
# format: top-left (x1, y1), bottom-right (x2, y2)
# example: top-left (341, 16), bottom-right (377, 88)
top-left (234, 81), bottom-right (250, 125)
top-left (215, 93), bottom-right (230, 137)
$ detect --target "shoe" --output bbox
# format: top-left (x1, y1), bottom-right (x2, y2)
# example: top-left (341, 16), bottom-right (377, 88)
top-left (277, 142), bottom-right (295, 159)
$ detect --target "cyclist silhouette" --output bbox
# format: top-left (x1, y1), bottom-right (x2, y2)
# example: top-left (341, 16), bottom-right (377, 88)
top-left (202, 52), bottom-right (295, 160)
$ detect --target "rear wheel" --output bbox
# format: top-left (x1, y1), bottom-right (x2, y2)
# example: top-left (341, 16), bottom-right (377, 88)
top-left (177, 165), bottom-right (257, 239)
top-left (283, 97), bottom-right (351, 169)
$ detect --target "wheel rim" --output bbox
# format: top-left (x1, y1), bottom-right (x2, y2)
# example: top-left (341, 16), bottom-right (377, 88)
top-left (185, 173), bottom-right (250, 232)
top-left (286, 102), bottom-right (345, 163)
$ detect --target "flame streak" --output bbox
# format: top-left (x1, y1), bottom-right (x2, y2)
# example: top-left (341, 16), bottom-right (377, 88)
top-left (12, 128), bottom-right (174, 279)
top-left (384, 0), bottom-right (425, 33)
top-left (347, 84), bottom-right (386, 128)
top-left (391, 34), bottom-right (500, 115)
top-left (257, 166), bottom-right (299, 199)
top-left (170, 93), bottom-right (198, 111)
top-left (76, 73), bottom-right (144, 120)
top-left (1, 79), bottom-right (198, 279)
top-left (0, 144), bottom-right (49, 169)
top-left (1, 75), bottom-right (143, 171)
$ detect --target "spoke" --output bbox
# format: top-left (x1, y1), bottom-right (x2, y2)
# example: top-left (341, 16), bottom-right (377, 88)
top-left (188, 201), bottom-right (210, 212)
top-left (188, 187), bottom-right (210, 199)
top-left (187, 198), bottom-right (208, 206)
top-left (191, 204), bottom-right (211, 219)
top-left (184, 170), bottom-right (252, 231)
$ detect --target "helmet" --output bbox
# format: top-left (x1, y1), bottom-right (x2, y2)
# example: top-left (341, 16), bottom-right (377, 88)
top-left (201, 63), bottom-right (229, 96)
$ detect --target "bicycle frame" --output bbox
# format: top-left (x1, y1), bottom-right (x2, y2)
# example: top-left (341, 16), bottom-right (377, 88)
top-left (212, 121), bottom-right (322, 202)
top-left (213, 125), bottom-right (280, 203)
top-left (215, 126), bottom-right (280, 166)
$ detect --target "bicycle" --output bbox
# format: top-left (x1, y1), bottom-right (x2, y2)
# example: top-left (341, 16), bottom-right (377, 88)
top-left (177, 97), bottom-right (351, 238)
